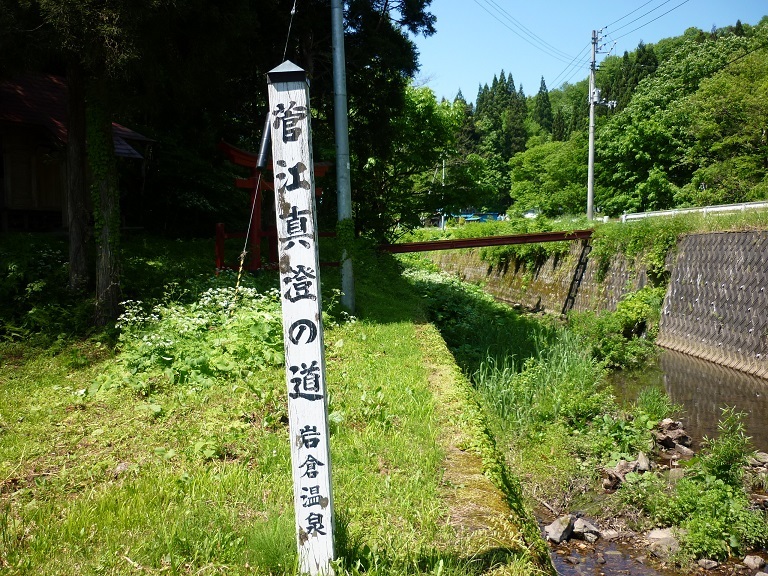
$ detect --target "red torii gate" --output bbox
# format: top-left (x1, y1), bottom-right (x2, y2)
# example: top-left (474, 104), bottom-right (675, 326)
top-left (216, 140), bottom-right (331, 271)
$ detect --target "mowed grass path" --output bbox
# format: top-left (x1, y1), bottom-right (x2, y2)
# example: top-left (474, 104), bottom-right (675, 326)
top-left (0, 245), bottom-right (549, 575)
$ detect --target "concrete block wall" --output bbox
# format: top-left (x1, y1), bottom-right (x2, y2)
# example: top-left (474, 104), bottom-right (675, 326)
top-left (656, 231), bottom-right (768, 379)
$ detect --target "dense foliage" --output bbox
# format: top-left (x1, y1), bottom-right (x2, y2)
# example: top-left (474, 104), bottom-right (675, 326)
top-left (432, 18), bottom-right (768, 220)
top-left (621, 408), bottom-right (768, 561)
top-left (405, 256), bottom-right (768, 566)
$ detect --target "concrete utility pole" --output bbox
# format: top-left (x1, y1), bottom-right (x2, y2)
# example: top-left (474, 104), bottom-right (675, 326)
top-left (587, 29), bottom-right (597, 221)
top-left (331, 0), bottom-right (355, 312)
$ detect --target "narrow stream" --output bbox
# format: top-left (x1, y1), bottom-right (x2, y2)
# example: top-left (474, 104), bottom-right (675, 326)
top-left (611, 348), bottom-right (768, 452)
top-left (549, 348), bottom-right (768, 576)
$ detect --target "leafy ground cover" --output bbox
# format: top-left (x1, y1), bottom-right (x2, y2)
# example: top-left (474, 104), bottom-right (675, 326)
top-left (0, 234), bottom-right (550, 575)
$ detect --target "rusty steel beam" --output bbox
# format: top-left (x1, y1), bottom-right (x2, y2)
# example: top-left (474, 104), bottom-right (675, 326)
top-left (379, 229), bottom-right (593, 254)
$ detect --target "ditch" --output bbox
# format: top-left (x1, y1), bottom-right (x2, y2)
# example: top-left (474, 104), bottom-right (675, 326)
top-left (549, 347), bottom-right (768, 576)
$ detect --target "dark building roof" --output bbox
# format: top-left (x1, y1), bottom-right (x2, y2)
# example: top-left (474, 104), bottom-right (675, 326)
top-left (0, 74), bottom-right (68, 142)
top-left (0, 74), bottom-right (151, 158)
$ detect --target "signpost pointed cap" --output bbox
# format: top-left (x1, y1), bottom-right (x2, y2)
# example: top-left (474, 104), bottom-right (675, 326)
top-left (268, 60), bottom-right (308, 85)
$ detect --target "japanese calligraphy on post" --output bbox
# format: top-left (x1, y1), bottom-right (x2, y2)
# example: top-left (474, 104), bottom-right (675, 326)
top-left (267, 61), bottom-right (334, 575)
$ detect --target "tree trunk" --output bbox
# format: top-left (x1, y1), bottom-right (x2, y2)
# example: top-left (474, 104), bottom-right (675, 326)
top-left (86, 99), bottom-right (120, 325)
top-left (66, 58), bottom-right (89, 292)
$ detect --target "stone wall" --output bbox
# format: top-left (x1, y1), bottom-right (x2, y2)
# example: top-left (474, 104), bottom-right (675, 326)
top-left (428, 230), bottom-right (768, 378)
top-left (427, 241), bottom-right (647, 315)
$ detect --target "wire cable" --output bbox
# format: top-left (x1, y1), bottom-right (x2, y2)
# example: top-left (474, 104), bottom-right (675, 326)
top-left (608, 0), bottom-right (677, 35)
top-left (480, 0), bottom-right (573, 60)
top-left (231, 171), bottom-right (263, 313)
top-left (471, 0), bottom-right (576, 65)
top-left (550, 43), bottom-right (591, 87)
top-left (604, 0), bottom-right (662, 29)
top-left (283, 0), bottom-right (299, 61)
top-left (611, 0), bottom-right (692, 42)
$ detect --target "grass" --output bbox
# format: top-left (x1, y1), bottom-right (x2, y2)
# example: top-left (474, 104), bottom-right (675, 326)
top-left (0, 234), bottom-right (550, 575)
top-left (403, 254), bottom-right (768, 566)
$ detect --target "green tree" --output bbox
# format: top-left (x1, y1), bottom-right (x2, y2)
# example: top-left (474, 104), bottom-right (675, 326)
top-left (509, 132), bottom-right (587, 216)
top-left (551, 107), bottom-right (568, 141)
top-left (471, 70), bottom-right (528, 209)
top-left (532, 76), bottom-right (553, 132)
top-left (596, 26), bottom-right (764, 215)
top-left (355, 85), bottom-right (461, 238)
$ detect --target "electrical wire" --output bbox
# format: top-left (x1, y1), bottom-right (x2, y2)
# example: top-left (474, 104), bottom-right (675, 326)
top-left (479, 0), bottom-right (573, 60)
top-left (610, 0), bottom-right (692, 42)
top-left (283, 0), bottom-right (299, 61)
top-left (470, 0), bottom-right (576, 65)
top-left (550, 43), bottom-right (591, 87)
top-left (604, 0), bottom-right (663, 30)
top-left (607, 0), bottom-right (678, 35)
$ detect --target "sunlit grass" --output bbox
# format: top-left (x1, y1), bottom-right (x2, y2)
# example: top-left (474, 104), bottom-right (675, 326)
top-left (0, 237), bottom-right (549, 575)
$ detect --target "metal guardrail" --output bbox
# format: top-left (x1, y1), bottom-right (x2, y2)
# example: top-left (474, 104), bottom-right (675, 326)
top-left (620, 200), bottom-right (768, 223)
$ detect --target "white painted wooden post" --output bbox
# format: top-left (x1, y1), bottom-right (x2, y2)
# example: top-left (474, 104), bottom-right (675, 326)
top-left (267, 61), bottom-right (334, 575)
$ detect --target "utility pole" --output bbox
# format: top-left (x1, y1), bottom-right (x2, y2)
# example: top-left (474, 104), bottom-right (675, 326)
top-left (586, 30), bottom-right (616, 221)
top-left (331, 0), bottom-right (355, 312)
top-left (587, 29), bottom-right (597, 221)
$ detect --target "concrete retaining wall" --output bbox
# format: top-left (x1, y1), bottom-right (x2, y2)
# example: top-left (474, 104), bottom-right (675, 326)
top-left (427, 242), bottom-right (646, 314)
top-left (427, 230), bottom-right (768, 379)
top-left (656, 232), bottom-right (768, 379)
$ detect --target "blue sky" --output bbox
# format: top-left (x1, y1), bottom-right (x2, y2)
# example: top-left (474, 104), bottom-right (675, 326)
top-left (412, 0), bottom-right (767, 102)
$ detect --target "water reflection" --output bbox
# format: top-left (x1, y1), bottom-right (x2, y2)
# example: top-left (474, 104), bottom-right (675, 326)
top-left (611, 348), bottom-right (768, 452)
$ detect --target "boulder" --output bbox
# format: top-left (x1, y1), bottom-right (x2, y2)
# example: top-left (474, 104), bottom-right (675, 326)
top-left (600, 528), bottom-right (620, 541)
top-left (572, 518), bottom-right (600, 543)
top-left (754, 451), bottom-right (768, 465)
top-left (654, 427), bottom-right (692, 449)
top-left (744, 555), bottom-right (766, 570)
top-left (646, 528), bottom-right (680, 559)
top-left (698, 559), bottom-right (718, 570)
top-left (545, 515), bottom-right (575, 544)
top-left (636, 451), bottom-right (651, 473)
top-left (668, 467), bottom-right (685, 481)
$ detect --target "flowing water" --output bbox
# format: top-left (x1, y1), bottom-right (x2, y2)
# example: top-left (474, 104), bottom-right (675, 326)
top-left (610, 348), bottom-right (768, 453)
top-left (549, 348), bottom-right (768, 575)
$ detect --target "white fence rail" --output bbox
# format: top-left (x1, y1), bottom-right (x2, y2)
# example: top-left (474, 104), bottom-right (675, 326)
top-left (620, 200), bottom-right (768, 223)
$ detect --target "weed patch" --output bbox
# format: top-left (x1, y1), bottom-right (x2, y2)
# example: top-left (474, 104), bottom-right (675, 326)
top-left (620, 409), bottom-right (768, 561)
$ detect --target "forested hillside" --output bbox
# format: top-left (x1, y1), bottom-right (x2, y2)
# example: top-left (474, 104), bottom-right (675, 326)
top-left (447, 18), bottom-right (768, 219)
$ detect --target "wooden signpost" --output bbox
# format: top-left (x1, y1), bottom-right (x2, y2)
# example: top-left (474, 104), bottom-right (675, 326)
top-left (267, 61), bottom-right (335, 575)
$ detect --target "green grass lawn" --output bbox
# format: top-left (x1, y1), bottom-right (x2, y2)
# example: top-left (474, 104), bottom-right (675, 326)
top-left (0, 236), bottom-right (550, 576)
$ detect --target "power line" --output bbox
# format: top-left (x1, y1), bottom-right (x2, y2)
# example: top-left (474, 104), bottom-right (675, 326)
top-left (604, 0), bottom-right (665, 30)
top-left (550, 43), bottom-right (591, 87)
top-left (480, 0), bottom-right (573, 60)
top-left (470, 0), bottom-right (577, 65)
top-left (560, 57), bottom-right (591, 87)
top-left (607, 0), bottom-right (678, 35)
top-left (610, 0), bottom-right (692, 42)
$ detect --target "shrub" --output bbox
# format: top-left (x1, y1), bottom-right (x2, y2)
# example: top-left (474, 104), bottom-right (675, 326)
top-left (101, 285), bottom-right (284, 392)
top-left (619, 409), bottom-right (768, 561)
top-left (568, 287), bottom-right (664, 369)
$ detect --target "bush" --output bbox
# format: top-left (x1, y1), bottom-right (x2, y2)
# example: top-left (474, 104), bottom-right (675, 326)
top-left (568, 287), bottom-right (665, 369)
top-left (100, 285), bottom-right (284, 393)
top-left (619, 409), bottom-right (768, 561)
top-left (697, 407), bottom-right (753, 487)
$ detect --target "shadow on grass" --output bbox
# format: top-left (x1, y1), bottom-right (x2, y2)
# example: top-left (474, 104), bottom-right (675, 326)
top-left (400, 262), bottom-right (557, 375)
top-left (333, 509), bottom-right (539, 575)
